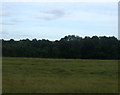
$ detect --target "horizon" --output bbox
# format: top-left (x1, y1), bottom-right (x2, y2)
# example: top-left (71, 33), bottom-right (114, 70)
top-left (1, 35), bottom-right (118, 41)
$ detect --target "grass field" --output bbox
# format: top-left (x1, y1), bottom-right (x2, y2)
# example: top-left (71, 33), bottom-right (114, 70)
top-left (2, 57), bottom-right (118, 93)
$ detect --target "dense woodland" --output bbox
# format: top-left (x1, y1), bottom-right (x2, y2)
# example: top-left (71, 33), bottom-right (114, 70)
top-left (2, 35), bottom-right (120, 59)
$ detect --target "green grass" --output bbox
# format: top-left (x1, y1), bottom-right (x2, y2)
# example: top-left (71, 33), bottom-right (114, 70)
top-left (2, 57), bottom-right (118, 93)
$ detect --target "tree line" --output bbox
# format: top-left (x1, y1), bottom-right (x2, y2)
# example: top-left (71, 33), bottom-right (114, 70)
top-left (2, 35), bottom-right (120, 59)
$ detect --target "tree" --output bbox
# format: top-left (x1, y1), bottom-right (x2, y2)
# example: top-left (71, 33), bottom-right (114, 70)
top-left (2, 35), bottom-right (119, 59)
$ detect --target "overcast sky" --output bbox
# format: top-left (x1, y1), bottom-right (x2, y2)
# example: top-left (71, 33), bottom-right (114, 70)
top-left (1, 2), bottom-right (118, 40)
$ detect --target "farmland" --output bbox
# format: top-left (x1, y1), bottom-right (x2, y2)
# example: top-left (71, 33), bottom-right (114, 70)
top-left (2, 57), bottom-right (118, 93)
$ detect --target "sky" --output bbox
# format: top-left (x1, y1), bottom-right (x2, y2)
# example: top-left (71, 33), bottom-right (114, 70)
top-left (1, 2), bottom-right (118, 41)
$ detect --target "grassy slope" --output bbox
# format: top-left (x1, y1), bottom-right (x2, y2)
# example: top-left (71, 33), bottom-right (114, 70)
top-left (2, 57), bottom-right (118, 93)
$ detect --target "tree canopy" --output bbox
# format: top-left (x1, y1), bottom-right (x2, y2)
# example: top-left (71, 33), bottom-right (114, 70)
top-left (2, 35), bottom-right (119, 59)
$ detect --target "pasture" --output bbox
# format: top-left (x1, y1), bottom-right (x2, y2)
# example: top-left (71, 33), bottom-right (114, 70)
top-left (2, 57), bottom-right (118, 93)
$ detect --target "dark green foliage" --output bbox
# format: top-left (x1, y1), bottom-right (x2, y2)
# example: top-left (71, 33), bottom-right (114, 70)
top-left (2, 35), bottom-right (119, 59)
